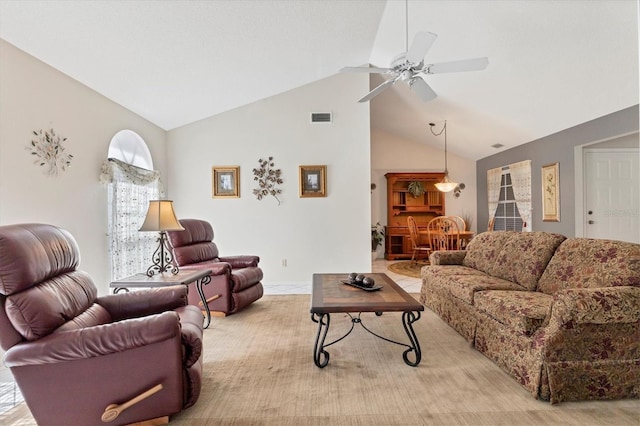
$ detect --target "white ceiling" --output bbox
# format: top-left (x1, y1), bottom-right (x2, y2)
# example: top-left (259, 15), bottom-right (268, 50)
top-left (1, 0), bottom-right (638, 160)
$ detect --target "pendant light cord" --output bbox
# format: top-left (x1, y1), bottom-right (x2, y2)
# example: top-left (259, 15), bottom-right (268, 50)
top-left (429, 120), bottom-right (448, 172)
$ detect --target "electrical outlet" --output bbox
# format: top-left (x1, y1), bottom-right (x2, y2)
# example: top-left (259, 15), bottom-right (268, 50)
top-left (282, 259), bottom-right (287, 267)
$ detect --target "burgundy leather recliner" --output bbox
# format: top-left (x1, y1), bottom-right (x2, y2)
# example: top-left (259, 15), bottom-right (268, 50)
top-left (167, 219), bottom-right (263, 316)
top-left (0, 223), bottom-right (204, 426)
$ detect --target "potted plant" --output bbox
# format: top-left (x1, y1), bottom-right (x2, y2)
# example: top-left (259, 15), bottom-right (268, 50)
top-left (407, 181), bottom-right (425, 198)
top-left (371, 222), bottom-right (385, 253)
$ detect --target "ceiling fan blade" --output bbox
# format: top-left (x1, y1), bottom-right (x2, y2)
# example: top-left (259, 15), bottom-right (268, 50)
top-left (409, 77), bottom-right (437, 102)
top-left (340, 66), bottom-right (391, 74)
top-left (406, 32), bottom-right (438, 64)
top-left (426, 57), bottom-right (489, 74)
top-left (358, 75), bottom-right (401, 103)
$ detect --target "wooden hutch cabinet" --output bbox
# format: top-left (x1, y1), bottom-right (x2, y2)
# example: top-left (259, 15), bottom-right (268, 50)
top-left (384, 172), bottom-right (445, 260)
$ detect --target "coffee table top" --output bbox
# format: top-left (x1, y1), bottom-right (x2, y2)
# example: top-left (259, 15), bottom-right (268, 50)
top-left (310, 273), bottom-right (424, 314)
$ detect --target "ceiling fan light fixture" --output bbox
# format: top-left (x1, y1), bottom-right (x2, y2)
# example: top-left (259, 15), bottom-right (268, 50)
top-left (339, 0), bottom-right (488, 104)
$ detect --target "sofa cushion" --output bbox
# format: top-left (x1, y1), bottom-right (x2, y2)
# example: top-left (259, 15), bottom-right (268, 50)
top-left (538, 238), bottom-right (640, 295)
top-left (462, 231), bottom-right (565, 291)
top-left (5, 270), bottom-right (97, 341)
top-left (492, 232), bottom-right (566, 290)
top-left (421, 264), bottom-right (486, 279)
top-left (429, 273), bottom-right (526, 305)
top-left (169, 219), bottom-right (221, 265)
top-left (0, 223), bottom-right (80, 296)
top-left (54, 303), bottom-right (112, 333)
top-left (475, 290), bottom-right (553, 336)
top-left (462, 231), bottom-right (514, 276)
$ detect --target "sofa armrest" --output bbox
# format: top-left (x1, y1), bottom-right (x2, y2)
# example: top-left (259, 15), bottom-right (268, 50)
top-left (97, 285), bottom-right (187, 321)
top-left (4, 311), bottom-right (181, 367)
top-left (429, 250), bottom-right (466, 265)
top-left (218, 255), bottom-right (259, 268)
top-left (550, 286), bottom-right (640, 325)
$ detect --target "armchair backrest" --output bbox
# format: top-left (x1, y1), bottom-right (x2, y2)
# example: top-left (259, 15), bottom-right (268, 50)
top-left (0, 224), bottom-right (100, 349)
top-left (168, 219), bottom-right (220, 266)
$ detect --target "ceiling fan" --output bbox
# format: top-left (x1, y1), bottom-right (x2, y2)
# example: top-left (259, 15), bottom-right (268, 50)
top-left (340, 31), bottom-right (489, 103)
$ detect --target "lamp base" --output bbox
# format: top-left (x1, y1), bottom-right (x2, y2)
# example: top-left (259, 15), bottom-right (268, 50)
top-left (146, 231), bottom-right (179, 276)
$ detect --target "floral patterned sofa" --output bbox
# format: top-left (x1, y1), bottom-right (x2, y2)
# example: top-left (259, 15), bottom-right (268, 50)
top-left (420, 231), bottom-right (640, 403)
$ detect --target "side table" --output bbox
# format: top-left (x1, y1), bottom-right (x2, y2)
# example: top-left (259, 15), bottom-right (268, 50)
top-left (110, 269), bottom-right (214, 328)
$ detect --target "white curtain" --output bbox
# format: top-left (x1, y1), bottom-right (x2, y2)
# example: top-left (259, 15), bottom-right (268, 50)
top-left (100, 158), bottom-right (163, 281)
top-left (487, 167), bottom-right (502, 228)
top-left (508, 160), bottom-right (532, 232)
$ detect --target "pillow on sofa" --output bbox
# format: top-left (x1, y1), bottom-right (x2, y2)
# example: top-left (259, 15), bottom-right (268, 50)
top-left (462, 232), bottom-right (514, 275)
top-left (493, 232), bottom-right (566, 291)
top-left (538, 238), bottom-right (640, 295)
top-left (463, 231), bottom-right (566, 291)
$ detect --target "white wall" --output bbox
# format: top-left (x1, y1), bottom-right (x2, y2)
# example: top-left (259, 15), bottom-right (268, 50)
top-left (0, 40), bottom-right (167, 294)
top-left (167, 73), bottom-right (372, 285)
top-left (371, 128), bottom-right (477, 257)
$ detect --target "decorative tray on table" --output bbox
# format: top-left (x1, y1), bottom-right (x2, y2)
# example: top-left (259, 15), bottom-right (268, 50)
top-left (341, 280), bottom-right (383, 292)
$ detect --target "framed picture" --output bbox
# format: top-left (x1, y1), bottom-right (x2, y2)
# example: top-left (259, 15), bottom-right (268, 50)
top-left (299, 165), bottom-right (326, 197)
top-left (541, 162), bottom-right (560, 221)
top-left (212, 166), bottom-right (240, 198)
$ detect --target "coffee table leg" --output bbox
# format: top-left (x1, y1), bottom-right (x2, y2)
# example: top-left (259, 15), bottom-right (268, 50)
top-left (311, 313), bottom-right (331, 368)
top-left (195, 275), bottom-right (212, 329)
top-left (401, 311), bottom-right (422, 366)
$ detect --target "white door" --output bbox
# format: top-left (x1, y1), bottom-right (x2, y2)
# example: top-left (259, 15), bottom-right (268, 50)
top-left (584, 149), bottom-right (639, 243)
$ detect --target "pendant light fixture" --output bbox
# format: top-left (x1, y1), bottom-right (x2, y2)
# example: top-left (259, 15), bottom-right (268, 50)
top-left (429, 121), bottom-right (459, 192)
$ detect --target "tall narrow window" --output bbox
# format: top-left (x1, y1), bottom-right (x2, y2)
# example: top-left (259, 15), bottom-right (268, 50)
top-left (488, 160), bottom-right (531, 232)
top-left (494, 171), bottom-right (523, 231)
top-left (100, 131), bottom-right (162, 280)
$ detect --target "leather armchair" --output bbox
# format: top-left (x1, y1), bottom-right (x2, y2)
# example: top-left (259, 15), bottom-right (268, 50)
top-left (167, 219), bottom-right (263, 315)
top-left (0, 223), bottom-right (204, 426)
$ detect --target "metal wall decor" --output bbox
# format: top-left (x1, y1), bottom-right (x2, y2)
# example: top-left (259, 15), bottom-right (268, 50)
top-left (27, 128), bottom-right (73, 176)
top-left (252, 157), bottom-right (283, 205)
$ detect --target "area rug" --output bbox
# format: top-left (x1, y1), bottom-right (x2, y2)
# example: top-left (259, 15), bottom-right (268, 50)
top-left (387, 260), bottom-right (429, 278)
top-left (3, 295), bottom-right (638, 425)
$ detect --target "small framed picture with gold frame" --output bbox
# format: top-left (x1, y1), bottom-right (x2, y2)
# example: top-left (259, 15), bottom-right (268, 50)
top-left (299, 165), bottom-right (326, 198)
top-left (212, 166), bottom-right (240, 198)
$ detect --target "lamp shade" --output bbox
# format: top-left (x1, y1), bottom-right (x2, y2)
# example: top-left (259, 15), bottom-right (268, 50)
top-left (434, 173), bottom-right (458, 193)
top-left (139, 200), bottom-right (185, 232)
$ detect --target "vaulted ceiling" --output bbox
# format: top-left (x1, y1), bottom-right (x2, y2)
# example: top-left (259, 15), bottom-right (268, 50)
top-left (1, 0), bottom-right (637, 160)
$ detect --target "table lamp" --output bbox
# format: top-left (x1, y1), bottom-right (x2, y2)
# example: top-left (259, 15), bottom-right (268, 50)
top-left (139, 200), bottom-right (184, 276)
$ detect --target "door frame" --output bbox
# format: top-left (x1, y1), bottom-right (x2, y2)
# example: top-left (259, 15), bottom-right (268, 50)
top-left (574, 131), bottom-right (639, 237)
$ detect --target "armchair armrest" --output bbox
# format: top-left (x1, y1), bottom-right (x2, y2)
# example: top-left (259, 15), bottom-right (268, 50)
top-left (550, 286), bottom-right (640, 325)
top-left (4, 311), bottom-right (181, 367)
top-left (180, 262), bottom-right (230, 276)
top-left (429, 250), bottom-right (466, 265)
top-left (97, 285), bottom-right (187, 321)
top-left (218, 255), bottom-right (259, 268)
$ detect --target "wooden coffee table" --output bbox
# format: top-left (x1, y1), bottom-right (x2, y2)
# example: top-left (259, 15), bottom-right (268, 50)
top-left (310, 273), bottom-right (424, 368)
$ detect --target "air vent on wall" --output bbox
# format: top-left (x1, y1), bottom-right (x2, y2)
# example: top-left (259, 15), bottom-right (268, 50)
top-left (310, 112), bottom-right (332, 123)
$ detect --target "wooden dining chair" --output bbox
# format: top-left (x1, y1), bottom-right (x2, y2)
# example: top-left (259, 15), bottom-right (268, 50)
top-left (427, 216), bottom-right (461, 251)
top-left (448, 216), bottom-right (469, 248)
top-left (407, 216), bottom-right (431, 264)
top-left (449, 216), bottom-right (466, 233)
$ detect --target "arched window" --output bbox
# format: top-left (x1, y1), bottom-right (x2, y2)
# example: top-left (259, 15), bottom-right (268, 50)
top-left (107, 130), bottom-right (154, 170)
top-left (100, 131), bottom-right (162, 281)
